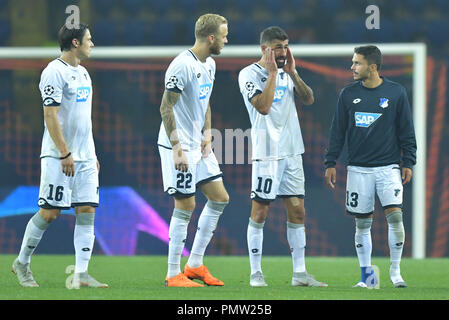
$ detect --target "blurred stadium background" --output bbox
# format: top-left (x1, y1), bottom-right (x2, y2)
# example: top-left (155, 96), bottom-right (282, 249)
top-left (0, 0), bottom-right (448, 259)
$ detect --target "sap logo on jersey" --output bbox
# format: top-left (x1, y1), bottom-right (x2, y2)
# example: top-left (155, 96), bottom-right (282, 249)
top-left (76, 87), bottom-right (91, 102)
top-left (273, 86), bottom-right (287, 102)
top-left (355, 112), bottom-right (382, 127)
top-left (199, 83), bottom-right (212, 100)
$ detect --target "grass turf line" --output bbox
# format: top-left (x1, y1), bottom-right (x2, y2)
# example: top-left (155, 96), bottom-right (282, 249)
top-left (1, 255), bottom-right (448, 300)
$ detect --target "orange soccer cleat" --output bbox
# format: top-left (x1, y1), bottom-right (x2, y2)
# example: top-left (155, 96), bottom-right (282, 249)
top-left (165, 273), bottom-right (204, 287)
top-left (183, 264), bottom-right (224, 286)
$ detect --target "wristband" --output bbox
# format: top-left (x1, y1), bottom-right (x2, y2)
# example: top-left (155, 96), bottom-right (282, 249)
top-left (60, 152), bottom-right (71, 160)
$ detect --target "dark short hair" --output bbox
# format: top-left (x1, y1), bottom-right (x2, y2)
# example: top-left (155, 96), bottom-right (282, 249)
top-left (354, 45), bottom-right (382, 71)
top-left (58, 23), bottom-right (89, 52)
top-left (260, 26), bottom-right (288, 45)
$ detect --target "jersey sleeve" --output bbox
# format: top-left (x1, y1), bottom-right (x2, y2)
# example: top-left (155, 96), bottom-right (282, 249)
top-left (396, 86), bottom-right (417, 168)
top-left (165, 58), bottom-right (191, 93)
top-left (39, 65), bottom-right (65, 107)
top-left (238, 68), bottom-right (263, 103)
top-left (324, 88), bottom-right (348, 168)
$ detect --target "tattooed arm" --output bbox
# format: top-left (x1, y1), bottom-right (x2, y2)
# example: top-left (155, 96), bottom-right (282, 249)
top-left (159, 89), bottom-right (189, 172)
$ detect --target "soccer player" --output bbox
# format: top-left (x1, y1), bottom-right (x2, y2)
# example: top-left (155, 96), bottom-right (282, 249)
top-left (238, 26), bottom-right (327, 287)
top-left (158, 14), bottom-right (229, 287)
top-left (324, 45), bottom-right (417, 288)
top-left (12, 24), bottom-right (108, 289)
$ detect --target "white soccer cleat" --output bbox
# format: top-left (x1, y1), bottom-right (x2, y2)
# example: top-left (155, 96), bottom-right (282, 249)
top-left (353, 281), bottom-right (368, 288)
top-left (11, 258), bottom-right (39, 288)
top-left (390, 273), bottom-right (408, 288)
top-left (69, 272), bottom-right (109, 289)
top-left (250, 271), bottom-right (267, 287)
top-left (292, 272), bottom-right (328, 287)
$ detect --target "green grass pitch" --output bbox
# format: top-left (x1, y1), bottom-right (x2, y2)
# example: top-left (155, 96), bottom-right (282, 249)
top-left (1, 255), bottom-right (448, 300)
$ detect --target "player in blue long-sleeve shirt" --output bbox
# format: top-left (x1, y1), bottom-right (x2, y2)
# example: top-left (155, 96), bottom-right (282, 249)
top-left (324, 45), bottom-right (417, 288)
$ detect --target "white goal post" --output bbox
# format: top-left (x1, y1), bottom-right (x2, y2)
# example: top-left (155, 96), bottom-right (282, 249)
top-left (0, 43), bottom-right (427, 258)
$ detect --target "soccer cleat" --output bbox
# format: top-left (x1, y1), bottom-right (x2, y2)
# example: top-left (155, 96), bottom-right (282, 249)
top-left (70, 272), bottom-right (109, 289)
top-left (353, 281), bottom-right (368, 288)
top-left (292, 272), bottom-right (328, 287)
top-left (391, 274), bottom-right (408, 288)
top-left (165, 273), bottom-right (204, 287)
top-left (250, 271), bottom-right (267, 287)
top-left (184, 264), bottom-right (224, 286)
top-left (11, 258), bottom-right (39, 287)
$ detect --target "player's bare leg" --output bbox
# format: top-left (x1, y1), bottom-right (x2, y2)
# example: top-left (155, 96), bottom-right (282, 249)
top-left (284, 197), bottom-right (327, 287)
top-left (385, 207), bottom-right (407, 288)
top-left (69, 206), bottom-right (108, 289)
top-left (166, 196), bottom-right (203, 287)
top-left (248, 200), bottom-right (269, 287)
top-left (12, 208), bottom-right (59, 287)
top-left (184, 180), bottom-right (229, 286)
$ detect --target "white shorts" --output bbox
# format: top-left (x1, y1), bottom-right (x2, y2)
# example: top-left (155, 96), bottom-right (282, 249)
top-left (38, 157), bottom-right (99, 210)
top-left (158, 145), bottom-right (223, 197)
top-left (250, 155), bottom-right (305, 202)
top-left (346, 164), bottom-right (403, 215)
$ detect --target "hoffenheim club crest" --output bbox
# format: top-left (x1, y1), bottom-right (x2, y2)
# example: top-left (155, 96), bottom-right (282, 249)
top-left (379, 98), bottom-right (389, 108)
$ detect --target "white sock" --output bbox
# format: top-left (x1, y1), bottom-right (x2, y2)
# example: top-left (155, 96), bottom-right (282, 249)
top-left (167, 208), bottom-right (192, 278)
top-left (74, 213), bottom-right (95, 274)
top-left (354, 218), bottom-right (373, 267)
top-left (18, 212), bottom-right (50, 264)
top-left (287, 222), bottom-right (306, 273)
top-left (188, 200), bottom-right (227, 268)
top-left (387, 211), bottom-right (405, 279)
top-left (247, 218), bottom-right (264, 275)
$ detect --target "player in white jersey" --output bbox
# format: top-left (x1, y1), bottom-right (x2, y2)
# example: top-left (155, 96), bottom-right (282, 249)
top-left (158, 14), bottom-right (230, 287)
top-left (238, 26), bottom-right (327, 287)
top-left (12, 24), bottom-right (107, 289)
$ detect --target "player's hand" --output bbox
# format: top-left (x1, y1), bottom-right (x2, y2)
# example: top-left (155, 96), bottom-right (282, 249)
top-left (173, 144), bottom-right (189, 172)
top-left (402, 167), bottom-right (412, 185)
top-left (201, 139), bottom-right (212, 158)
top-left (264, 47), bottom-right (278, 75)
top-left (283, 47), bottom-right (296, 75)
top-left (61, 154), bottom-right (75, 177)
top-left (325, 167), bottom-right (336, 190)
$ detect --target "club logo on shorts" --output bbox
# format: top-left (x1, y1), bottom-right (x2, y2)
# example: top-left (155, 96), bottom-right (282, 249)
top-left (379, 98), bottom-right (389, 108)
top-left (76, 87), bottom-right (90, 102)
top-left (167, 188), bottom-right (177, 195)
top-left (355, 112), bottom-right (382, 128)
top-left (44, 85), bottom-right (55, 96)
top-left (199, 83), bottom-right (212, 100)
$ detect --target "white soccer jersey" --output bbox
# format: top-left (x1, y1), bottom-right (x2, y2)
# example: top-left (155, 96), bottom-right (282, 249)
top-left (238, 63), bottom-right (305, 160)
top-left (39, 58), bottom-right (96, 161)
top-left (158, 49), bottom-right (216, 151)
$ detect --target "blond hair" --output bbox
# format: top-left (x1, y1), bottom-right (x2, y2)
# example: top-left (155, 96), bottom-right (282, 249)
top-left (195, 13), bottom-right (227, 40)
